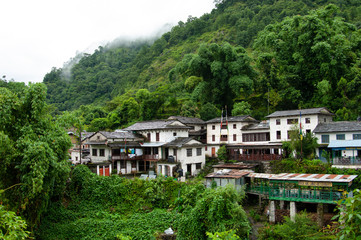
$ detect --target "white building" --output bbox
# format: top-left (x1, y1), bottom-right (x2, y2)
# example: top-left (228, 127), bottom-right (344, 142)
top-left (266, 107), bottom-right (334, 143)
top-left (313, 121), bottom-right (361, 164)
top-left (206, 115), bottom-right (258, 157)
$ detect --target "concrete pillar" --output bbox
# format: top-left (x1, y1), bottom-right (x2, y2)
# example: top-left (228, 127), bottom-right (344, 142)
top-left (290, 201), bottom-right (296, 222)
top-left (97, 165), bottom-right (99, 176)
top-left (170, 166), bottom-right (173, 177)
top-left (109, 164), bottom-right (112, 175)
top-left (280, 200), bottom-right (285, 210)
top-left (269, 201), bottom-right (276, 223)
top-left (161, 165), bottom-right (165, 176)
top-left (317, 203), bottom-right (324, 227)
top-left (117, 161), bottom-right (120, 174)
top-left (259, 195), bottom-right (262, 208)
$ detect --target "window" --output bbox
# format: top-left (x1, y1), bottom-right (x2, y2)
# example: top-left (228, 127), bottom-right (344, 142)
top-left (187, 148), bottom-right (192, 157)
top-left (336, 134), bottom-right (345, 140)
top-left (221, 135), bottom-right (228, 141)
top-left (276, 119), bottom-right (281, 125)
top-left (233, 124), bottom-right (237, 129)
top-left (147, 133), bottom-right (151, 142)
top-left (97, 136), bottom-right (100, 140)
top-left (276, 131), bottom-right (281, 140)
top-left (233, 134), bottom-right (237, 141)
top-left (212, 135), bottom-right (215, 142)
top-left (153, 147), bottom-right (159, 155)
top-left (324, 118), bottom-right (327, 122)
top-left (99, 149), bottom-right (105, 156)
top-left (243, 133), bottom-right (270, 142)
top-left (212, 125), bottom-right (215, 130)
top-left (196, 148), bottom-right (202, 156)
top-left (321, 135), bottom-right (330, 143)
top-left (306, 129), bottom-right (311, 134)
top-left (75, 156), bottom-right (78, 161)
top-left (201, 126), bottom-right (204, 130)
top-left (196, 163), bottom-right (202, 169)
top-left (173, 132), bottom-right (177, 136)
top-left (92, 149), bottom-right (97, 156)
top-left (305, 118), bottom-right (311, 124)
top-left (156, 132), bottom-right (160, 142)
top-left (131, 161), bottom-right (136, 168)
top-left (287, 119), bottom-right (298, 124)
top-left (221, 124), bottom-right (227, 129)
top-left (353, 134), bottom-right (361, 140)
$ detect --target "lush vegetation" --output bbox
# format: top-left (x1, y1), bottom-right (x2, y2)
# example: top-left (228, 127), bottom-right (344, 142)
top-left (36, 165), bottom-right (250, 239)
top-left (0, 84), bottom-right (71, 231)
top-left (41, 0), bottom-right (361, 131)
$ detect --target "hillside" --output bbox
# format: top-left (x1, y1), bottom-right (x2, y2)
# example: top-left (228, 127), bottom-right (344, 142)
top-left (43, 0), bottom-right (361, 130)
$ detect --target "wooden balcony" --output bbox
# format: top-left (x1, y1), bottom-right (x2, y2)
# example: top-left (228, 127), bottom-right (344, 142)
top-left (229, 153), bottom-right (282, 161)
top-left (111, 155), bottom-right (144, 161)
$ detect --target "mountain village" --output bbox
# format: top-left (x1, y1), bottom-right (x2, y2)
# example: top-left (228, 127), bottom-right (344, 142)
top-left (67, 107), bottom-right (361, 226)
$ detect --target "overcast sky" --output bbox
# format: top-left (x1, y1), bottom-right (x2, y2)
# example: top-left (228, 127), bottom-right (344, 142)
top-left (0, 0), bottom-right (215, 83)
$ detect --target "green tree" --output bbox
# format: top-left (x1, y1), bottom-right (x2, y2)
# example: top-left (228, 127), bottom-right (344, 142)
top-left (0, 84), bottom-right (71, 229)
top-left (254, 4), bottom-right (361, 112)
top-left (199, 102), bottom-right (220, 121)
top-left (288, 125), bottom-right (319, 159)
top-left (217, 145), bottom-right (228, 162)
top-left (335, 189), bottom-right (361, 240)
top-left (0, 204), bottom-right (30, 240)
top-left (171, 42), bottom-right (255, 108)
top-left (177, 184), bottom-right (250, 239)
top-left (232, 102), bottom-right (251, 116)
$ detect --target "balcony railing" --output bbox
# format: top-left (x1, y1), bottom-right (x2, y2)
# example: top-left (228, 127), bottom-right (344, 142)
top-left (229, 154), bottom-right (282, 161)
top-left (333, 157), bottom-right (361, 165)
top-left (268, 188), bottom-right (344, 204)
top-left (111, 155), bottom-right (143, 161)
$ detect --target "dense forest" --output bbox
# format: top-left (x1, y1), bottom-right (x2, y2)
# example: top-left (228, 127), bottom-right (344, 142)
top-left (41, 0), bottom-right (361, 131)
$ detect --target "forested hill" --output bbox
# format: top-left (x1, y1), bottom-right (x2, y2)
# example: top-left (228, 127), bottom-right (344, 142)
top-left (43, 0), bottom-right (361, 130)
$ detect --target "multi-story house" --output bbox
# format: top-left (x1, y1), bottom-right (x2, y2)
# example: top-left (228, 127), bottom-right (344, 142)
top-left (87, 130), bottom-right (144, 176)
top-left (124, 119), bottom-right (205, 176)
top-left (266, 107), bottom-right (334, 143)
top-left (313, 121), bottom-right (361, 165)
top-left (206, 115), bottom-right (258, 157)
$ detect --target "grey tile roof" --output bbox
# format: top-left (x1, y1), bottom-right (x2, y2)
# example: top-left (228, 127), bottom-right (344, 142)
top-left (85, 130), bottom-right (142, 140)
top-left (266, 107), bottom-right (334, 118)
top-left (242, 121), bottom-right (269, 130)
top-left (167, 116), bottom-right (205, 125)
top-left (313, 121), bottom-right (361, 133)
top-left (163, 137), bottom-right (202, 147)
top-left (123, 120), bottom-right (190, 131)
top-left (206, 115), bottom-right (257, 124)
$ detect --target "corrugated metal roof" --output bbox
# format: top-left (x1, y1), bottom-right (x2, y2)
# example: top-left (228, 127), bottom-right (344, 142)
top-left (205, 170), bottom-right (250, 179)
top-left (247, 173), bottom-right (275, 179)
top-left (328, 140), bottom-right (361, 148)
top-left (269, 173), bottom-right (358, 183)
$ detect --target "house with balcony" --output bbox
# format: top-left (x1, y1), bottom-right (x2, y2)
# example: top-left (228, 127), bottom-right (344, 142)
top-left (229, 121), bottom-right (282, 161)
top-left (313, 121), bottom-right (361, 166)
top-left (86, 130), bottom-right (144, 176)
top-left (124, 119), bottom-right (205, 176)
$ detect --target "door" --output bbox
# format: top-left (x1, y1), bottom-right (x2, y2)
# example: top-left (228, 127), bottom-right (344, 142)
top-left (211, 147), bottom-right (216, 157)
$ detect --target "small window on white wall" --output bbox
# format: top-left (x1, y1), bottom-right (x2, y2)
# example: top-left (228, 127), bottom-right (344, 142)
top-left (187, 148), bottom-right (192, 157)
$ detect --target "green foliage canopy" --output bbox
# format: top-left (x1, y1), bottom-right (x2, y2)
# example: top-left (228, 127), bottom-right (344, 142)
top-left (0, 84), bottom-right (71, 228)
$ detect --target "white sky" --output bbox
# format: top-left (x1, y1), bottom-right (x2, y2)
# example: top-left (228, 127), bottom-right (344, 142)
top-left (0, 0), bottom-right (215, 83)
